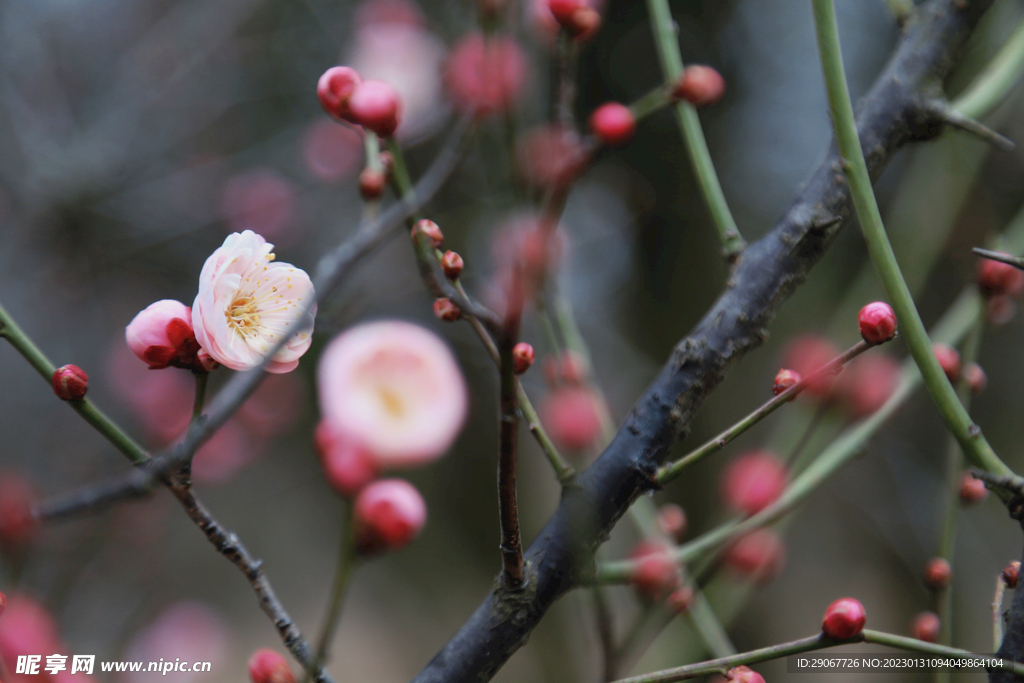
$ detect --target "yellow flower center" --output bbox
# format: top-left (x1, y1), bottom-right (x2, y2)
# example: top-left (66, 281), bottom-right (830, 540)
top-left (226, 293), bottom-right (262, 338)
top-left (378, 385), bottom-right (406, 418)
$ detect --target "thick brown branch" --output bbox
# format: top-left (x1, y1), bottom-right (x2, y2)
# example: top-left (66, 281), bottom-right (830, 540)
top-left (411, 2), bottom-right (993, 681)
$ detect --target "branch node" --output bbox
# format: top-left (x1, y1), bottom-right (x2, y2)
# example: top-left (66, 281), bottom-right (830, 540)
top-left (929, 101), bottom-right (1015, 150)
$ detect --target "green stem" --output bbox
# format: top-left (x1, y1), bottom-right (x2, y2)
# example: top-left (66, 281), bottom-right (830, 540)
top-left (657, 341), bottom-right (872, 484)
top-left (630, 86), bottom-right (673, 122)
top-left (994, 575), bottom-right (1006, 652)
top-left (953, 18), bottom-right (1024, 120)
top-left (386, 137), bottom-right (416, 207)
top-left (811, 0), bottom-right (1014, 480)
top-left (596, 285), bottom-right (988, 584)
top-left (191, 372), bottom-right (208, 422)
top-left (310, 501), bottom-right (358, 677)
top-left (973, 247), bottom-right (1024, 270)
top-left (861, 629), bottom-right (1024, 676)
top-left (644, 0), bottom-right (744, 259)
top-left (364, 132), bottom-right (383, 172)
top-left (0, 300), bottom-right (150, 465)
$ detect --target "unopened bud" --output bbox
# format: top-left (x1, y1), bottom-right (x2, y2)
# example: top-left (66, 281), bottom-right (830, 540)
top-left (354, 479), bottom-right (427, 556)
top-left (958, 472), bottom-right (988, 505)
top-left (912, 611), bottom-right (940, 643)
top-left (726, 666), bottom-right (765, 683)
top-left (433, 297), bottom-right (462, 322)
top-left (359, 168), bottom-right (387, 200)
top-left (1003, 561), bottom-right (1020, 588)
top-left (656, 503), bottom-right (687, 543)
top-left (441, 251), bottom-right (464, 280)
top-left (923, 557), bottom-right (952, 589)
top-left (248, 649), bottom-right (296, 683)
top-left (512, 342), bottom-right (535, 375)
top-left (412, 219), bottom-right (444, 248)
top-left (964, 362), bottom-right (986, 395)
top-left (858, 302), bottom-right (897, 344)
top-left (932, 343), bottom-right (961, 383)
top-left (52, 364), bottom-right (88, 401)
top-left (822, 597), bottom-right (866, 640)
top-left (773, 368), bottom-right (801, 397)
top-left (589, 103), bottom-right (635, 147)
top-left (672, 65), bottom-right (726, 107)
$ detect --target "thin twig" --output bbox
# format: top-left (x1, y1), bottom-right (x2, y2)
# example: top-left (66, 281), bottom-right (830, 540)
top-left (927, 102), bottom-right (1015, 150)
top-left (973, 247), bottom-right (1024, 271)
top-left (498, 270), bottom-right (526, 588)
top-left (995, 574), bottom-right (1007, 652)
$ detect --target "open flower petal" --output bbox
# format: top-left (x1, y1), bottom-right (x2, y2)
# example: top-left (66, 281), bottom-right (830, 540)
top-left (192, 231), bottom-right (315, 373)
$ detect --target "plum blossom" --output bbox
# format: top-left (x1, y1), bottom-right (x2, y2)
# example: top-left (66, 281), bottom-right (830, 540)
top-left (318, 320), bottom-right (467, 469)
top-left (192, 231), bottom-right (315, 374)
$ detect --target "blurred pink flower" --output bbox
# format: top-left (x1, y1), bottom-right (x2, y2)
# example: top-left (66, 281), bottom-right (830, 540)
top-left (354, 0), bottom-right (425, 30)
top-left (316, 419), bottom-right (380, 497)
top-left (318, 321), bottom-right (467, 469)
top-left (121, 601), bottom-right (229, 683)
top-left (0, 596), bottom-right (60, 674)
top-left (218, 168), bottom-right (298, 245)
top-left (192, 231), bottom-right (315, 374)
top-left (444, 33), bottom-right (528, 118)
top-left (301, 119), bottom-right (363, 181)
top-left (349, 22), bottom-right (446, 140)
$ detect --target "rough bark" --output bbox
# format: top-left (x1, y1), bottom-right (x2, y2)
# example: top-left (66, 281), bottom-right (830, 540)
top-left (412, 2), bottom-right (996, 681)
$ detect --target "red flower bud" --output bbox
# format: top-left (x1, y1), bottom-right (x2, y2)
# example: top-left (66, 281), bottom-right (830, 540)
top-left (629, 540), bottom-right (680, 600)
top-left (1003, 561), bottom-right (1020, 588)
top-left (433, 297), bottom-right (462, 322)
top-left (958, 472), bottom-right (988, 505)
top-left (354, 479), bottom-right (427, 555)
top-left (822, 597), bottom-right (866, 640)
top-left (412, 219), bottom-right (444, 248)
top-left (923, 557), bottom-right (952, 589)
top-left (726, 665), bottom-right (765, 683)
top-left (858, 301), bottom-right (897, 344)
top-left (839, 354), bottom-right (900, 418)
top-left (673, 65), bottom-right (726, 107)
top-left (932, 343), bottom-right (961, 383)
top-left (512, 342), bottom-right (535, 375)
top-left (348, 80), bottom-right (402, 137)
top-left (589, 103), bottom-right (635, 147)
top-left (441, 251), bottom-right (464, 280)
top-left (772, 368), bottom-right (801, 397)
top-left (317, 66), bottom-right (362, 123)
top-left (977, 258), bottom-right (1024, 298)
top-left (546, 0), bottom-right (600, 38)
top-left (544, 350), bottom-right (588, 386)
top-left (359, 168), bottom-right (387, 200)
top-left (248, 649), bottom-right (296, 683)
top-left (912, 611), bottom-right (940, 643)
top-left (52, 364), bottom-right (88, 401)
top-left (541, 387), bottom-right (602, 451)
top-left (316, 421), bottom-right (379, 498)
top-left (656, 503), bottom-right (687, 543)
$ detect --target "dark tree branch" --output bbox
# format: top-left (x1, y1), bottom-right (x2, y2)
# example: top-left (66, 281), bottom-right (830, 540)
top-left (411, 2), bottom-right (994, 681)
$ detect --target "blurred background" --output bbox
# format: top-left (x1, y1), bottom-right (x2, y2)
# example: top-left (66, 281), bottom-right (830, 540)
top-left (1, 0), bottom-right (1024, 680)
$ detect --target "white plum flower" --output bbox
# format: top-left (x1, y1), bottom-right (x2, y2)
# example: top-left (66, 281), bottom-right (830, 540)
top-left (318, 320), bottom-right (468, 469)
top-left (192, 230), bottom-right (315, 374)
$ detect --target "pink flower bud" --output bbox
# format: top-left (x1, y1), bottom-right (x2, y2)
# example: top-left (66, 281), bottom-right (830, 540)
top-left (412, 219), bottom-right (444, 248)
top-left (52, 364), bottom-right (88, 401)
top-left (964, 362), bottom-right (986, 395)
top-left (441, 251), bottom-right (464, 280)
top-left (317, 321), bottom-right (468, 470)
top-left (359, 168), bottom-right (387, 200)
top-left (512, 342), bottom-right (535, 375)
top-left (977, 258), bottom-right (1024, 298)
top-left (912, 611), bottom-right (940, 643)
top-left (317, 66), bottom-right (362, 123)
top-left (721, 450), bottom-right (787, 516)
top-left (932, 343), bottom-right (961, 383)
top-left (666, 586), bottom-right (693, 615)
top-left (0, 473), bottom-right (36, 545)
top-left (348, 80), bottom-right (402, 137)
top-left (541, 387), bottom-right (602, 451)
top-left (838, 354), bottom-right (900, 418)
top-left (354, 479), bottom-right (427, 555)
top-left (673, 65), bottom-right (726, 107)
top-left (726, 665), bottom-right (765, 683)
top-left (656, 502), bottom-right (687, 543)
top-left (858, 301), bottom-right (897, 344)
top-left (958, 472), bottom-right (988, 505)
top-left (546, 0), bottom-right (600, 38)
top-left (822, 597), bottom-right (866, 640)
top-left (629, 540), bottom-right (680, 600)
top-left (316, 420), bottom-right (379, 498)
top-left (433, 297), bottom-right (462, 321)
top-left (781, 335), bottom-right (841, 399)
top-left (444, 33), bottom-right (527, 118)
top-left (125, 300), bottom-right (206, 370)
top-left (248, 649), bottom-right (296, 683)
top-left (1003, 561), bottom-right (1020, 588)
top-left (923, 557), bottom-right (951, 589)
top-left (772, 368), bottom-right (801, 396)
top-left (589, 103), bottom-right (635, 147)
top-left (724, 528), bottom-right (785, 584)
